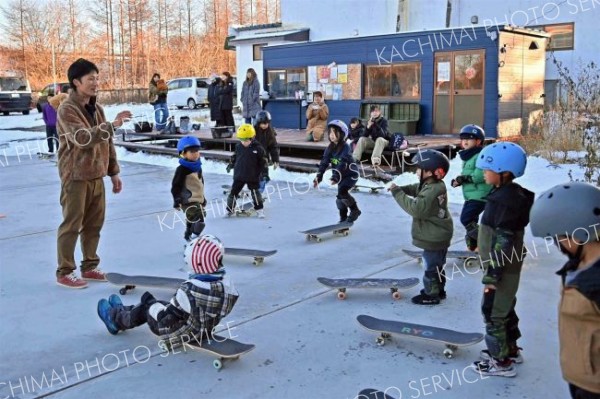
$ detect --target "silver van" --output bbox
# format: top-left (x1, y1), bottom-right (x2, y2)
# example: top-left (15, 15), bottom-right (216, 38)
top-left (0, 76), bottom-right (33, 115)
top-left (166, 77), bottom-right (211, 109)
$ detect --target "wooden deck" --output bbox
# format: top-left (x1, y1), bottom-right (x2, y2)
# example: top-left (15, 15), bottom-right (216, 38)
top-left (115, 126), bottom-right (462, 177)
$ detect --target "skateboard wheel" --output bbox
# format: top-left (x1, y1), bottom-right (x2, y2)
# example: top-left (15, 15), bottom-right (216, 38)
top-left (119, 288), bottom-right (128, 295)
top-left (392, 291), bottom-right (402, 300)
top-left (213, 359), bottom-right (223, 370)
top-left (316, 237), bottom-right (322, 243)
top-left (376, 337), bottom-right (386, 346)
top-left (343, 231), bottom-right (349, 237)
top-left (337, 291), bottom-right (347, 300)
top-left (443, 348), bottom-right (454, 359)
top-left (464, 258), bottom-right (480, 270)
top-left (381, 333), bottom-right (391, 340)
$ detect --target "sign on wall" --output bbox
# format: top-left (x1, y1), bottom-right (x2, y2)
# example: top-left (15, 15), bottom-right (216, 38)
top-left (307, 64), bottom-right (361, 100)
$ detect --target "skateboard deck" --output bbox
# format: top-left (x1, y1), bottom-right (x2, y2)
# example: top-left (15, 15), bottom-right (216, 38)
top-left (357, 389), bottom-right (397, 399)
top-left (221, 184), bottom-right (251, 196)
top-left (106, 272), bottom-right (183, 295)
top-left (402, 249), bottom-right (481, 269)
top-left (37, 151), bottom-right (55, 160)
top-left (183, 335), bottom-right (255, 370)
top-left (357, 314), bottom-right (484, 358)
top-left (225, 247), bottom-right (277, 265)
top-left (300, 222), bottom-right (353, 242)
top-left (352, 185), bottom-right (385, 194)
top-left (317, 277), bottom-right (419, 300)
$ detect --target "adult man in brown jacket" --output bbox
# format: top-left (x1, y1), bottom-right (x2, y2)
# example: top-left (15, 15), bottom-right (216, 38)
top-left (56, 58), bottom-right (132, 289)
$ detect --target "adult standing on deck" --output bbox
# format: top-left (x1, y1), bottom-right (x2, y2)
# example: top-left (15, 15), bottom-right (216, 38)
top-left (55, 58), bottom-right (132, 289)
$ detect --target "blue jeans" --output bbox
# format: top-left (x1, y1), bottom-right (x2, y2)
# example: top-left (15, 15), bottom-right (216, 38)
top-left (153, 102), bottom-right (169, 130)
top-left (422, 248), bottom-right (448, 296)
top-left (460, 200), bottom-right (486, 227)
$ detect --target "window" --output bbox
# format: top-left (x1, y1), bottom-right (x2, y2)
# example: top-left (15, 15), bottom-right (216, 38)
top-left (534, 23), bottom-right (574, 51)
top-left (196, 79), bottom-right (208, 89)
top-left (365, 62), bottom-right (421, 99)
top-left (253, 43), bottom-right (267, 61)
top-left (266, 68), bottom-right (306, 99)
top-left (167, 80), bottom-right (179, 90)
top-left (179, 79), bottom-right (192, 89)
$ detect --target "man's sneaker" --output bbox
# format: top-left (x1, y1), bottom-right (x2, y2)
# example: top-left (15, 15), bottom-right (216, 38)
top-left (372, 157), bottom-right (381, 167)
top-left (97, 299), bottom-right (119, 335)
top-left (108, 294), bottom-right (124, 310)
top-left (472, 358), bottom-right (516, 377)
top-left (347, 208), bottom-right (361, 223)
top-left (411, 293), bottom-right (441, 305)
top-left (480, 349), bottom-right (523, 364)
top-left (82, 268), bottom-right (107, 281)
top-left (56, 273), bottom-right (88, 289)
top-left (256, 209), bottom-right (265, 218)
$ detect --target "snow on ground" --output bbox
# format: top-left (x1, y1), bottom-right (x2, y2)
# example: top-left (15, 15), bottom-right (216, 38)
top-left (0, 110), bottom-right (587, 399)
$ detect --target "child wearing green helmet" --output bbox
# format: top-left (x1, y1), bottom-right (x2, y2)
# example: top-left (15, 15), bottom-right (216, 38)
top-left (530, 182), bottom-right (600, 398)
top-left (172, 135), bottom-right (207, 241)
top-left (470, 142), bottom-right (534, 378)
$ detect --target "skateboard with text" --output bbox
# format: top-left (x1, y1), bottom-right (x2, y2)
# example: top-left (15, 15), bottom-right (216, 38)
top-left (317, 277), bottom-right (419, 300)
top-left (357, 314), bottom-right (484, 358)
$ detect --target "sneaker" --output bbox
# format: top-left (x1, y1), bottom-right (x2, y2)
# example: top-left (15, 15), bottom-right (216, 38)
top-left (411, 293), bottom-right (441, 305)
top-left (56, 273), bottom-right (88, 289)
top-left (97, 299), bottom-right (119, 335)
top-left (108, 294), bottom-right (124, 310)
top-left (480, 348), bottom-right (523, 364)
top-left (472, 358), bottom-right (516, 377)
top-left (81, 268), bottom-right (107, 281)
top-left (346, 208), bottom-right (361, 223)
top-left (256, 209), bottom-right (265, 219)
top-left (372, 157), bottom-right (381, 167)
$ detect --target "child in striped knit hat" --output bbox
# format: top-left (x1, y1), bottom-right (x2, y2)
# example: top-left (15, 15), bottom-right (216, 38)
top-left (97, 235), bottom-right (238, 344)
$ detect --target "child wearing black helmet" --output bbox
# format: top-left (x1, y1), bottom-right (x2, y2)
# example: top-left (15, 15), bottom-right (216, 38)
top-left (313, 120), bottom-right (361, 223)
top-left (530, 182), bottom-right (600, 397)
top-left (469, 142), bottom-right (534, 378)
top-left (253, 110), bottom-right (279, 193)
top-left (389, 149), bottom-right (453, 305)
top-left (171, 136), bottom-right (207, 241)
top-left (451, 124), bottom-right (492, 251)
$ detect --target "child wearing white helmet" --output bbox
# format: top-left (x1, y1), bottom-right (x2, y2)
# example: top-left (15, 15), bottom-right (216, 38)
top-left (469, 142), bottom-right (535, 378)
top-left (530, 182), bottom-right (600, 398)
top-left (313, 120), bottom-right (361, 223)
top-left (172, 135), bottom-right (207, 241)
top-left (97, 235), bottom-right (239, 343)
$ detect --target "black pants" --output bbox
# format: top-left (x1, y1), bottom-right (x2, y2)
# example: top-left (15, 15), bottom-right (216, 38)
top-left (227, 180), bottom-right (263, 213)
top-left (46, 126), bottom-right (59, 153)
top-left (220, 110), bottom-right (234, 127)
top-left (569, 384), bottom-right (600, 399)
top-left (460, 199), bottom-right (485, 227)
top-left (113, 299), bottom-right (169, 336)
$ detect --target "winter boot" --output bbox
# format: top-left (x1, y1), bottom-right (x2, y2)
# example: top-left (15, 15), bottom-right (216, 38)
top-left (465, 222), bottom-right (479, 251)
top-left (411, 291), bottom-right (441, 305)
top-left (336, 199), bottom-right (348, 223)
top-left (344, 199), bottom-right (361, 223)
top-left (184, 223), bottom-right (193, 241)
top-left (97, 299), bottom-right (119, 335)
top-left (108, 294), bottom-right (124, 310)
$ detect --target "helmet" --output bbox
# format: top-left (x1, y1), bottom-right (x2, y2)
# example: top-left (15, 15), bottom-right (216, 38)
top-left (183, 234), bottom-right (225, 275)
top-left (411, 149), bottom-right (450, 179)
top-left (459, 124), bottom-right (485, 141)
top-left (327, 120), bottom-right (349, 140)
top-left (255, 110), bottom-right (271, 124)
top-left (177, 136), bottom-right (201, 153)
top-left (237, 124), bottom-right (256, 139)
top-left (475, 142), bottom-right (527, 177)
top-left (530, 182), bottom-right (600, 243)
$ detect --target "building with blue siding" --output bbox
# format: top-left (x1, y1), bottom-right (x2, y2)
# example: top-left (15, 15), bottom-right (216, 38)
top-left (261, 25), bottom-right (547, 139)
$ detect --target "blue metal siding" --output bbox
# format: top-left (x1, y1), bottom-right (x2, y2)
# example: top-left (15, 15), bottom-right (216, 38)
top-left (263, 27), bottom-right (501, 137)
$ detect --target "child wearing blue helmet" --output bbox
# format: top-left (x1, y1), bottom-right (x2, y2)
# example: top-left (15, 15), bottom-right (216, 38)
top-left (171, 136), bottom-right (207, 241)
top-left (313, 120), bottom-right (361, 223)
top-left (470, 142), bottom-right (534, 378)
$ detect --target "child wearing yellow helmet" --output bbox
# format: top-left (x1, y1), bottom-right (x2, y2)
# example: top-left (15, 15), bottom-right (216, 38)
top-left (225, 124), bottom-right (267, 217)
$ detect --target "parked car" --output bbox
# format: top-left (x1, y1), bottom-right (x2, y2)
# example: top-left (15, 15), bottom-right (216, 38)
top-left (0, 76), bottom-right (33, 115)
top-left (166, 77), bottom-right (211, 109)
top-left (36, 82), bottom-right (70, 112)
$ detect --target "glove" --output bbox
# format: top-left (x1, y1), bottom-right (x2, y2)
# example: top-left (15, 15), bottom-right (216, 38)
top-left (226, 164), bottom-right (233, 173)
top-left (272, 162), bottom-right (279, 170)
top-left (313, 174), bottom-right (323, 188)
top-left (453, 175), bottom-right (473, 186)
top-left (173, 201), bottom-right (181, 210)
top-left (482, 261), bottom-right (503, 285)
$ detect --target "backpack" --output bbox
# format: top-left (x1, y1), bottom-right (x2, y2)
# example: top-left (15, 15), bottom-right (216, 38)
top-left (388, 132), bottom-right (409, 151)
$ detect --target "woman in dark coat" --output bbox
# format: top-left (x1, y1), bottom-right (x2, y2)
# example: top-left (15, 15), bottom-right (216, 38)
top-left (217, 72), bottom-right (235, 128)
top-left (208, 75), bottom-right (222, 125)
top-left (241, 68), bottom-right (261, 124)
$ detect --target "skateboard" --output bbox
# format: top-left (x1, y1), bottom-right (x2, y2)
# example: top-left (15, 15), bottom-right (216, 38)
top-left (356, 314), bottom-right (484, 359)
top-left (221, 184), bottom-right (251, 196)
top-left (300, 222), bottom-right (353, 242)
top-left (357, 389), bottom-right (397, 399)
top-left (37, 152), bottom-right (57, 162)
top-left (180, 335), bottom-right (255, 370)
top-left (351, 185), bottom-right (385, 194)
top-left (106, 272), bottom-right (183, 295)
top-left (225, 247), bottom-right (277, 266)
top-left (317, 277), bottom-right (419, 300)
top-left (402, 249), bottom-right (481, 269)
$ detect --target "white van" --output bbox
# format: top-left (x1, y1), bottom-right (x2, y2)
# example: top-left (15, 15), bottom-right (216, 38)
top-left (166, 77), bottom-right (211, 109)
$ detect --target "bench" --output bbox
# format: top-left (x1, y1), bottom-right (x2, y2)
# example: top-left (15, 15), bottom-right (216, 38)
top-left (360, 102), bottom-right (420, 135)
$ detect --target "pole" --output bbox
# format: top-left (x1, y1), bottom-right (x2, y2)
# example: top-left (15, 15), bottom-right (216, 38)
top-left (52, 43), bottom-right (57, 92)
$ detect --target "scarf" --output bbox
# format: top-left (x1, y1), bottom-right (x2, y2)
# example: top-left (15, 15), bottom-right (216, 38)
top-left (179, 158), bottom-right (202, 172)
top-left (459, 146), bottom-right (482, 161)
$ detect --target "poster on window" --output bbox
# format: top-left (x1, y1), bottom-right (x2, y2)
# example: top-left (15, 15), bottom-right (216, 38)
top-left (332, 84), bottom-right (343, 100)
top-left (325, 84), bottom-right (333, 97)
top-left (338, 64), bottom-right (348, 74)
top-left (320, 67), bottom-right (330, 80)
top-left (308, 66), bottom-right (317, 83)
top-left (437, 62), bottom-right (450, 82)
top-left (330, 67), bottom-right (338, 80)
top-left (338, 73), bottom-right (348, 83)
